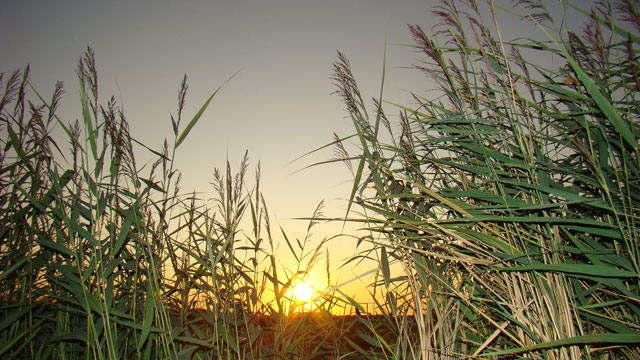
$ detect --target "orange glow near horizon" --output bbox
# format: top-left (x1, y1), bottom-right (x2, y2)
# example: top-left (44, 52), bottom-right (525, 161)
top-left (286, 277), bottom-right (321, 312)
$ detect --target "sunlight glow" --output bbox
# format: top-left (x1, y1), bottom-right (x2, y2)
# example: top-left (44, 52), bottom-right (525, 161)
top-left (292, 281), bottom-right (317, 303)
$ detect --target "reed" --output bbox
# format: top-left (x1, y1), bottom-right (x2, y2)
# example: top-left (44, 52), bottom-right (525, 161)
top-left (329, 0), bottom-right (640, 358)
top-left (0, 48), bottom-right (360, 359)
top-left (3, 0), bottom-right (639, 359)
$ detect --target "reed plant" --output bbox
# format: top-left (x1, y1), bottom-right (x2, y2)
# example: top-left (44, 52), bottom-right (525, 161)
top-left (330, 0), bottom-right (640, 358)
top-left (0, 48), bottom-right (360, 359)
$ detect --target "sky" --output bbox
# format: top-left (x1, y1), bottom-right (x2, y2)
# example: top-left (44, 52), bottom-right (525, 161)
top-left (0, 0), bottom-right (432, 219)
top-left (1, 0), bottom-right (594, 305)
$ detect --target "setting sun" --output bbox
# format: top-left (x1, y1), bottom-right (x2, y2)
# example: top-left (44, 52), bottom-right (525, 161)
top-left (291, 281), bottom-right (317, 303)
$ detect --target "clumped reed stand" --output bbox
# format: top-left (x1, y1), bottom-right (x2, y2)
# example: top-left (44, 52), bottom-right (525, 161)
top-left (329, 0), bottom-right (640, 358)
top-left (1, 0), bottom-right (639, 359)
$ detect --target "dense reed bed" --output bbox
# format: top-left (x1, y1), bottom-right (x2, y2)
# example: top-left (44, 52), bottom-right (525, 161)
top-left (330, 0), bottom-right (640, 358)
top-left (0, 48), bottom-right (375, 358)
top-left (1, 0), bottom-right (639, 359)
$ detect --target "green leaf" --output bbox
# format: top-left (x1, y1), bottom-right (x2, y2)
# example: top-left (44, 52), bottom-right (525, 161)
top-left (80, 82), bottom-right (98, 159)
top-left (568, 3), bottom-right (640, 43)
top-left (381, 246), bottom-right (390, 289)
top-left (457, 228), bottom-right (523, 256)
top-left (37, 237), bottom-right (74, 257)
top-left (0, 304), bottom-right (35, 332)
top-left (488, 56), bottom-right (506, 74)
top-left (372, 42), bottom-right (387, 140)
top-left (175, 69), bottom-right (240, 148)
top-left (345, 156), bottom-right (366, 221)
top-left (6, 125), bottom-right (35, 173)
top-left (131, 137), bottom-right (169, 160)
top-left (0, 256), bottom-right (29, 282)
top-left (534, 80), bottom-right (591, 103)
top-left (113, 209), bottom-right (134, 256)
top-left (0, 319), bottom-right (45, 357)
top-left (139, 177), bottom-right (165, 193)
top-left (499, 264), bottom-right (638, 278)
top-left (139, 292), bottom-right (155, 348)
top-left (569, 58), bottom-right (635, 149)
top-left (176, 345), bottom-right (199, 360)
top-left (483, 333), bottom-right (640, 357)
top-left (171, 114), bottom-right (178, 136)
top-left (70, 222), bottom-right (99, 246)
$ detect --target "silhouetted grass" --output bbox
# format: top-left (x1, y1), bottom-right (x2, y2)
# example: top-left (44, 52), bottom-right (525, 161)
top-left (0, 49), bottom-right (358, 359)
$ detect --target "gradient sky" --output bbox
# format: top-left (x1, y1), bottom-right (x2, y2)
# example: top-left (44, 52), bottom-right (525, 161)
top-left (1, 0), bottom-right (593, 303)
top-left (1, 0), bottom-right (431, 219)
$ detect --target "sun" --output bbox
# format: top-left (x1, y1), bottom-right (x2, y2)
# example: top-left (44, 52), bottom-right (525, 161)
top-left (291, 281), bottom-right (317, 303)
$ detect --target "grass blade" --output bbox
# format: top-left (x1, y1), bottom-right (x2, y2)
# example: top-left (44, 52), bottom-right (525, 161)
top-left (175, 69), bottom-right (240, 148)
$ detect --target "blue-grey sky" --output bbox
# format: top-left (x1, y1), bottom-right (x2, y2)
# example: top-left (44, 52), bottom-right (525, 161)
top-left (1, 0), bottom-right (430, 222)
top-left (1, 0), bottom-right (594, 299)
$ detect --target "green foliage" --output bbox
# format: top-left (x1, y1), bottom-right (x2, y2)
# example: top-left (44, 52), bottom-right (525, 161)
top-left (0, 48), bottom-right (356, 359)
top-left (331, 0), bottom-right (640, 358)
top-left (3, 0), bottom-right (640, 359)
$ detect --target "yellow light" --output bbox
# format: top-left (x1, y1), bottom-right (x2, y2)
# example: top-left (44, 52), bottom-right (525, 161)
top-left (292, 281), bottom-right (316, 303)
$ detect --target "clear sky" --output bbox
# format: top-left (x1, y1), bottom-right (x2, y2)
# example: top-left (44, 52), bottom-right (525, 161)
top-left (1, 0), bottom-right (594, 305)
top-left (0, 0), bottom-right (432, 220)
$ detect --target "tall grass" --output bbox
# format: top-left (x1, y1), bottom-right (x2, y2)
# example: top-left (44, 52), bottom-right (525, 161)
top-left (4, 0), bottom-right (640, 359)
top-left (330, 0), bottom-right (640, 358)
top-left (0, 48), bottom-right (370, 359)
